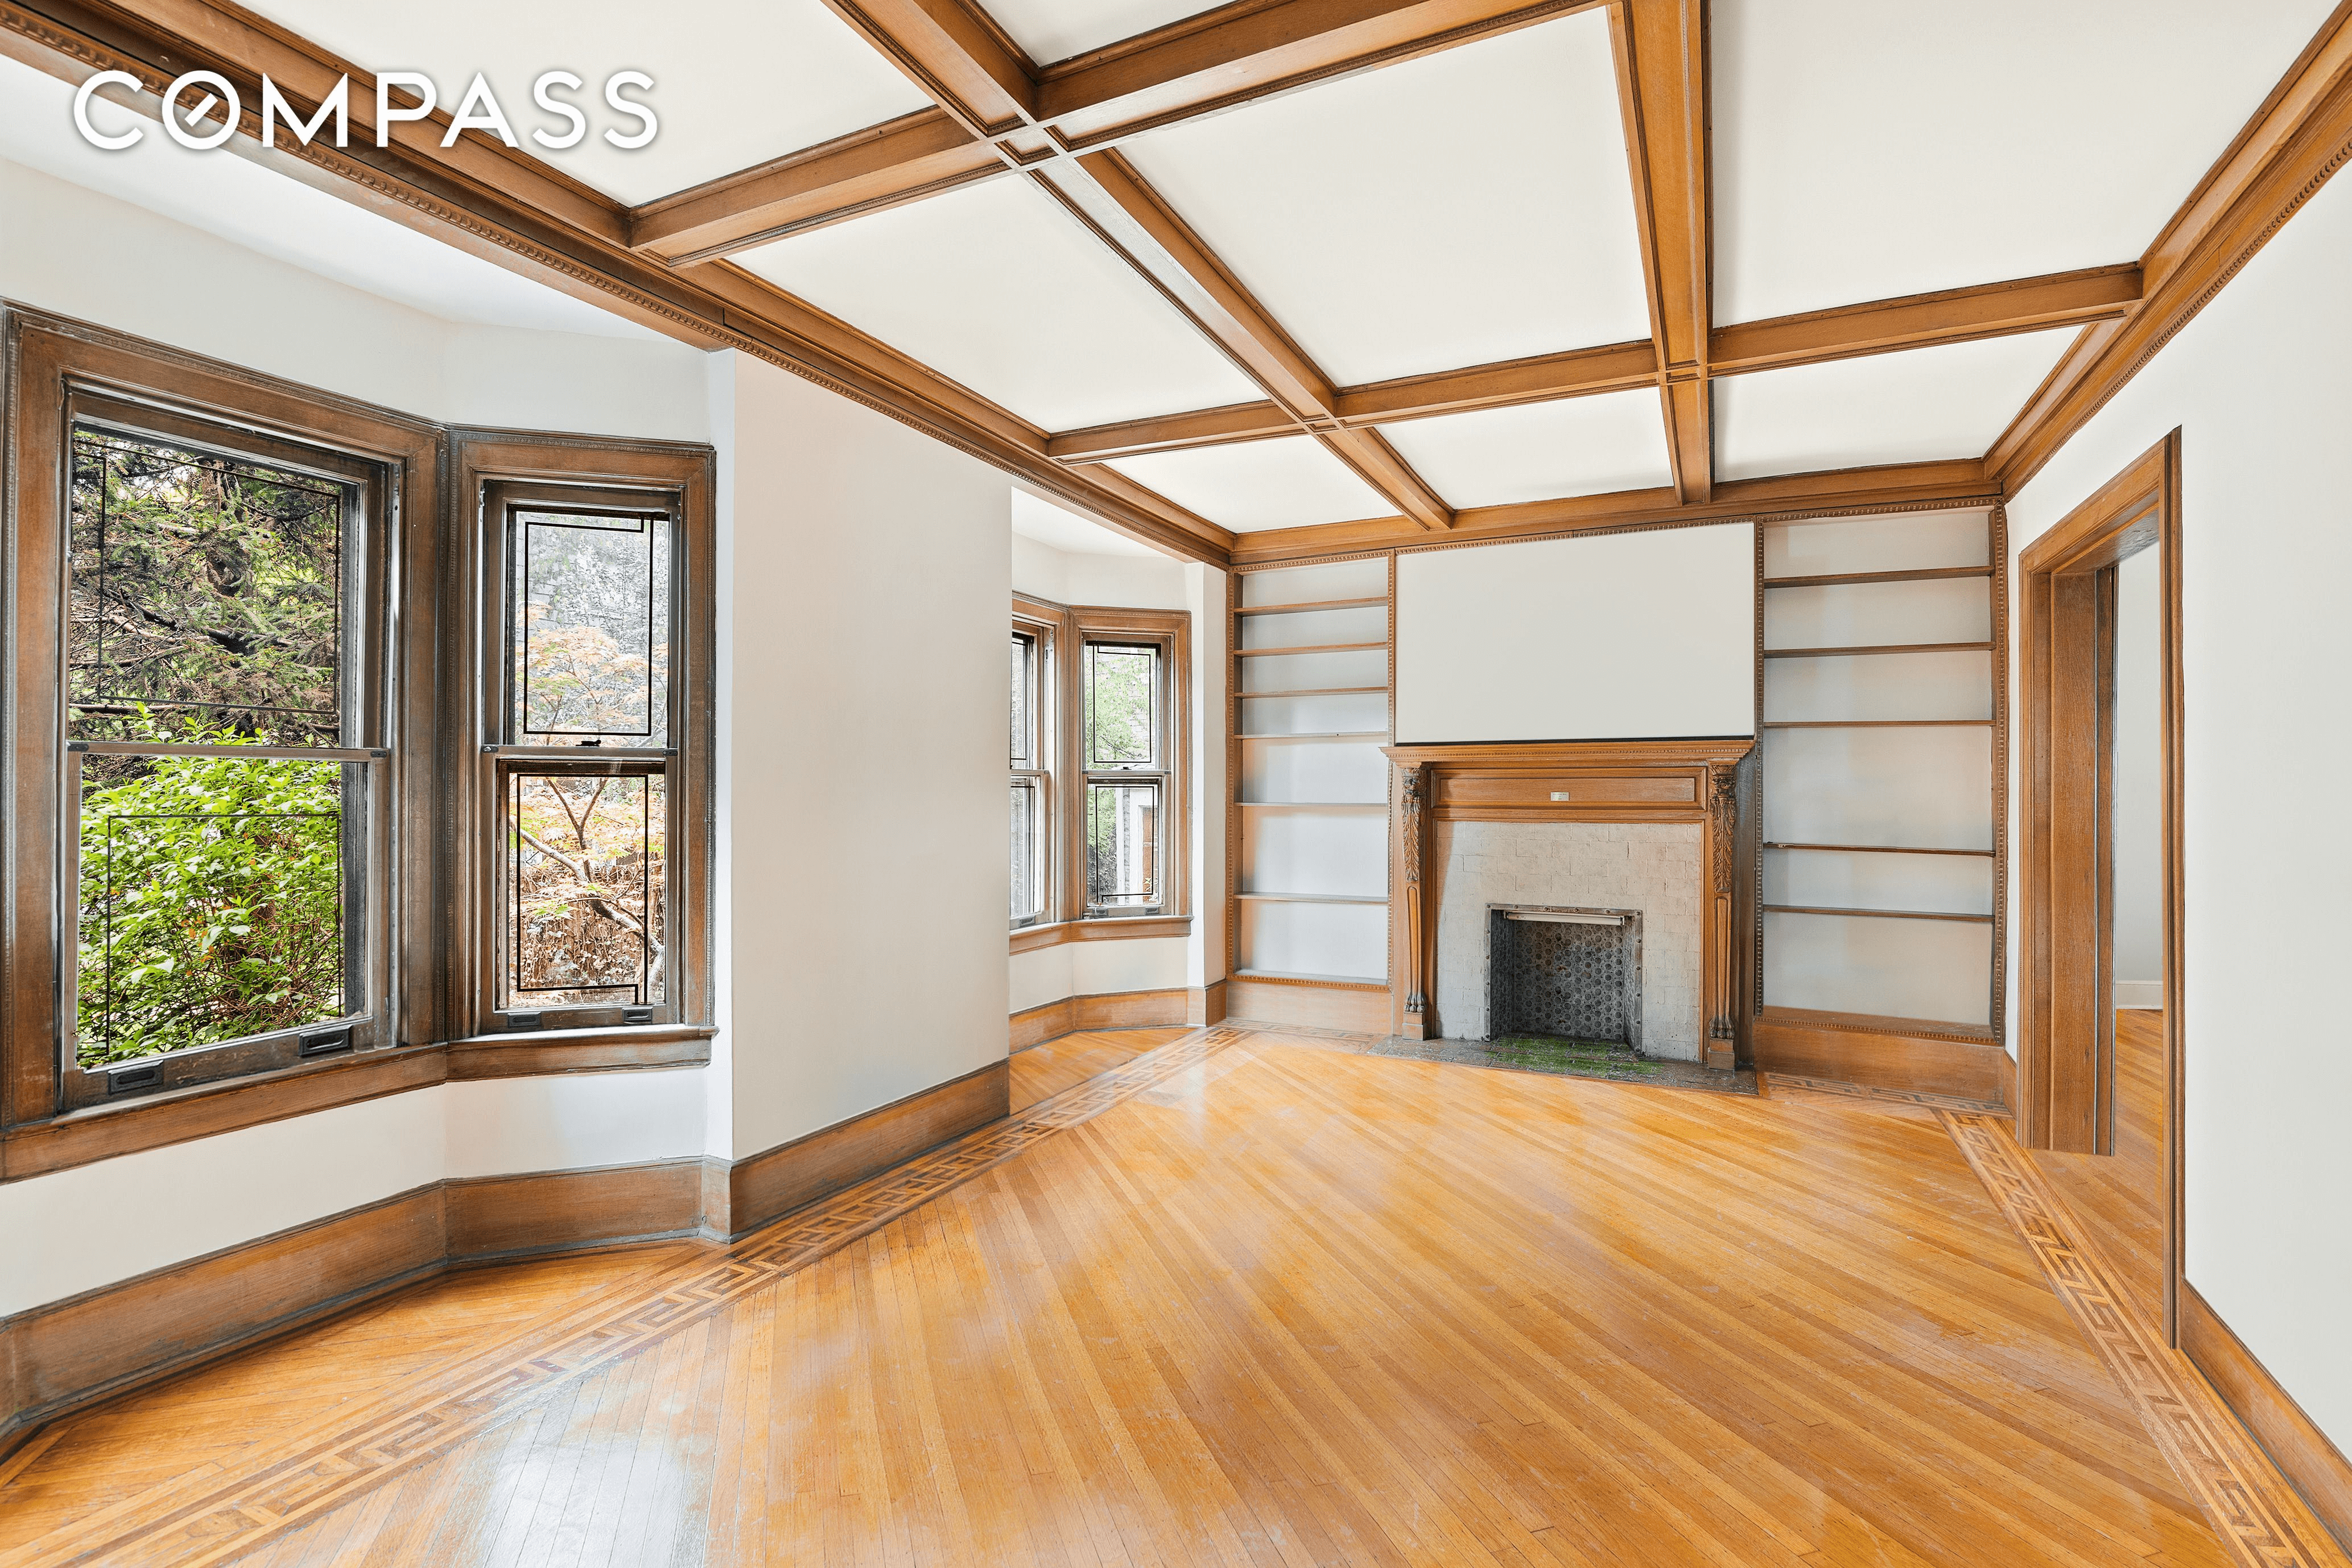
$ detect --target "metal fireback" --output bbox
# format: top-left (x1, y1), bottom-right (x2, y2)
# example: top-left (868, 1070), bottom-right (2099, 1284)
top-left (1485, 905), bottom-right (1643, 1046)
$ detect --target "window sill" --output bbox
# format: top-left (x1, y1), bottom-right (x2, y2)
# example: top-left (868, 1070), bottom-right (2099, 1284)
top-left (1, 1026), bottom-right (715, 1185)
top-left (443, 1025), bottom-right (714, 1079)
top-left (1010, 915), bottom-right (1192, 954)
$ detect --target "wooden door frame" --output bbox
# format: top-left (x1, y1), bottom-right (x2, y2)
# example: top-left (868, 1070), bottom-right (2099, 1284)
top-left (2015, 429), bottom-right (2185, 1336)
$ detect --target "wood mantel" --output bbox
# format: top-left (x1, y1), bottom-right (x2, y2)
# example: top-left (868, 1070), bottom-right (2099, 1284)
top-left (1383, 740), bottom-right (1759, 1067)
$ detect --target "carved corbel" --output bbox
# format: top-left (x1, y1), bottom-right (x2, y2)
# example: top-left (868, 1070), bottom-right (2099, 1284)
top-left (1399, 763), bottom-right (1426, 1018)
top-left (1706, 762), bottom-right (1738, 1050)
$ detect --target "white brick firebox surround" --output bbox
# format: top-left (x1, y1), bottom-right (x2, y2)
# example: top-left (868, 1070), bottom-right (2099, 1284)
top-left (1432, 819), bottom-right (1706, 1059)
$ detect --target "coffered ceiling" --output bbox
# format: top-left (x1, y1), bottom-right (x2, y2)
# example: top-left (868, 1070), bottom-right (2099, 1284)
top-left (6, 0), bottom-right (2347, 561)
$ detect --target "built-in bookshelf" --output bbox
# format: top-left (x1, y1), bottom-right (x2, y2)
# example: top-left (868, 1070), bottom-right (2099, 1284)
top-left (1757, 509), bottom-right (2006, 1035)
top-left (1226, 556), bottom-right (1394, 1029)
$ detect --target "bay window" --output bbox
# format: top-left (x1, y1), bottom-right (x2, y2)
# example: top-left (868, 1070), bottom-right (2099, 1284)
top-left (1010, 592), bottom-right (1188, 938)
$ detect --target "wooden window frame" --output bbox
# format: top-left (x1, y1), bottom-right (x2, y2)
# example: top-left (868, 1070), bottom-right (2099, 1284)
top-left (456, 435), bottom-right (717, 1041)
top-left (0, 308), bottom-right (715, 1180)
top-left (1, 310), bottom-right (439, 1141)
top-left (1009, 593), bottom-right (1191, 952)
top-left (1010, 600), bottom-right (1059, 931)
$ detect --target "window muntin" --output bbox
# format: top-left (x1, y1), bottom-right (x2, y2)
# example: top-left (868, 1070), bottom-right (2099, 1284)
top-left (59, 420), bottom-right (383, 1095)
top-left (510, 508), bottom-right (670, 748)
top-left (488, 487), bottom-right (683, 1026)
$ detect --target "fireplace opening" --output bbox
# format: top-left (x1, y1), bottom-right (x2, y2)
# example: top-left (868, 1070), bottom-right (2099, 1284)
top-left (1486, 906), bottom-right (1643, 1047)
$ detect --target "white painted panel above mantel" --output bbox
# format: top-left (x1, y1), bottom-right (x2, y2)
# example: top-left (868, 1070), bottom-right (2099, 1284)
top-left (1394, 524), bottom-right (1756, 743)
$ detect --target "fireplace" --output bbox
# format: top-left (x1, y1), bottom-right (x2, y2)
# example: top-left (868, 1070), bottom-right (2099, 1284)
top-left (1487, 906), bottom-right (1643, 1046)
top-left (1384, 738), bottom-right (1756, 1070)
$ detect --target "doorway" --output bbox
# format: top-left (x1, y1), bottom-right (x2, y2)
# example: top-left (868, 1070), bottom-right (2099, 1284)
top-left (2015, 431), bottom-right (2184, 1339)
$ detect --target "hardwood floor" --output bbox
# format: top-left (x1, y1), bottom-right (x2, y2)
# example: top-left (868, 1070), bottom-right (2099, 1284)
top-left (0, 1021), bottom-right (2320, 1566)
top-left (2027, 1009), bottom-right (2167, 1323)
top-left (1009, 1028), bottom-right (1187, 1112)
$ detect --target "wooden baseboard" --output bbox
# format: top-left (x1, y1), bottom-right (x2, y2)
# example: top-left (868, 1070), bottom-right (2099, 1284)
top-left (1009, 985), bottom-right (1199, 1050)
top-left (1752, 1006), bottom-right (2005, 1100)
top-left (1189, 979), bottom-right (1228, 1028)
top-left (1010, 998), bottom-right (1077, 1051)
top-left (716, 1060), bottom-right (1008, 1240)
top-left (1224, 977), bottom-right (1390, 1034)
top-left (2181, 1282), bottom-right (2352, 1552)
top-left (1, 1186), bottom-right (448, 1458)
top-left (445, 1160), bottom-right (708, 1262)
top-left (1994, 1041), bottom-right (2017, 1111)
top-left (1, 1059), bottom-right (1015, 1456)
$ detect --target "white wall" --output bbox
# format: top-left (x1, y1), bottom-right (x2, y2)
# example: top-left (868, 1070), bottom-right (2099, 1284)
top-left (0, 1070), bottom-right (709, 1317)
top-left (0, 154), bottom-right (709, 440)
top-left (2006, 166), bottom-right (2352, 1452)
top-left (720, 353), bottom-right (1008, 1158)
top-left (2110, 546), bottom-right (2164, 1008)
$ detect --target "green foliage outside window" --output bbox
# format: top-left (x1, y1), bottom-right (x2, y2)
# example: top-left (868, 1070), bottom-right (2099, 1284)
top-left (76, 714), bottom-right (346, 1067)
top-left (68, 432), bottom-right (343, 746)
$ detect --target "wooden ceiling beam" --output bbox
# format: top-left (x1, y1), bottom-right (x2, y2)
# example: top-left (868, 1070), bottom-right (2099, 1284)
top-left (1226, 458), bottom-right (1998, 567)
top-left (1037, 151), bottom-right (1455, 529)
top-left (1711, 265), bottom-right (2143, 375)
top-left (1036, 0), bottom-right (1595, 148)
top-left (0, 0), bottom-right (1236, 567)
top-left (1611, 0), bottom-right (1713, 504)
top-left (622, 0), bottom-right (1598, 263)
top-left (818, 0), bottom-right (1037, 135)
top-left (629, 110), bottom-right (1002, 262)
top-left (1043, 265), bottom-right (2144, 463)
top-left (1987, 4), bottom-right (2352, 490)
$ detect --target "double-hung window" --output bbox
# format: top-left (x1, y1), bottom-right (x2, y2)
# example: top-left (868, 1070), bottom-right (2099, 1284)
top-left (1009, 608), bottom-right (1055, 929)
top-left (1010, 594), bottom-right (1189, 934)
top-left (1081, 639), bottom-right (1166, 915)
top-left (47, 398), bottom-right (397, 1106)
top-left (479, 478), bottom-right (688, 1030)
top-left (3, 313), bottom-right (713, 1148)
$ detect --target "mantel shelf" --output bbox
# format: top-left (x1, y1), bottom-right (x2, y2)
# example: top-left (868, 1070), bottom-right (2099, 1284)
top-left (1765, 903), bottom-right (1994, 924)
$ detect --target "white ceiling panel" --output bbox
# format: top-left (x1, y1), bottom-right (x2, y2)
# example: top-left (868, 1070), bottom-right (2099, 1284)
top-left (735, 178), bottom-right (1262, 431)
top-left (1377, 391), bottom-right (1674, 508)
top-left (1120, 10), bottom-right (1652, 386)
top-left (984, 0), bottom-right (1225, 67)
top-left (0, 55), bottom-right (650, 337)
top-left (1107, 437), bottom-right (1395, 531)
top-left (1713, 330), bottom-right (2078, 481)
top-left (1715, 0), bottom-right (2338, 323)
top-left (234, 0), bottom-right (931, 205)
top-left (1012, 490), bottom-right (1159, 557)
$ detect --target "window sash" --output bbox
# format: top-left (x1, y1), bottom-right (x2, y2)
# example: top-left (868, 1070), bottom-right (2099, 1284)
top-left (1083, 771), bottom-right (1166, 913)
top-left (59, 739), bottom-right (390, 1107)
top-left (497, 761), bottom-right (671, 1017)
top-left (477, 475), bottom-right (698, 1033)
top-left (46, 399), bottom-right (395, 1110)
